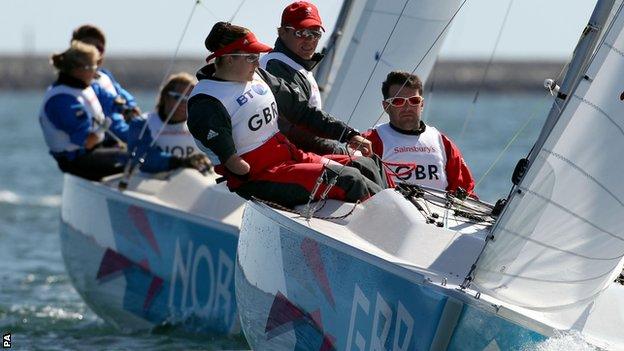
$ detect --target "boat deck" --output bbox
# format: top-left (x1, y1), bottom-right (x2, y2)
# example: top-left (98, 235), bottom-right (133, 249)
top-left (275, 187), bottom-right (495, 286)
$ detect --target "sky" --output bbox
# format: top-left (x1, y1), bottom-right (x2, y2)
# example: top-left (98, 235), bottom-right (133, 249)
top-left (2, 0), bottom-right (599, 59)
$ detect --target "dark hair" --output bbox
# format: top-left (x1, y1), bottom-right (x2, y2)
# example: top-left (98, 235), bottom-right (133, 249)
top-left (381, 71), bottom-right (423, 99)
top-left (205, 22), bottom-right (249, 65)
top-left (71, 24), bottom-right (106, 47)
top-left (157, 72), bottom-right (197, 118)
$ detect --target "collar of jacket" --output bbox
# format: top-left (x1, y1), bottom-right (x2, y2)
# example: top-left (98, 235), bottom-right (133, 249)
top-left (55, 72), bottom-right (89, 89)
top-left (273, 38), bottom-right (324, 71)
top-left (389, 121), bottom-right (427, 135)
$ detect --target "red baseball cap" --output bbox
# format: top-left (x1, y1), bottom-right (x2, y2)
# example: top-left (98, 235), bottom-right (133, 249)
top-left (281, 1), bottom-right (324, 30)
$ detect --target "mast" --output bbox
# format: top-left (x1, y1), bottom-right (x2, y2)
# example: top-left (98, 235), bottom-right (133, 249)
top-left (315, 0), bottom-right (355, 92)
top-left (522, 0), bottom-right (616, 176)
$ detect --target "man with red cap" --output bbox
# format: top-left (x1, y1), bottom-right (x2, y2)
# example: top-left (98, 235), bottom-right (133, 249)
top-left (260, 1), bottom-right (347, 155)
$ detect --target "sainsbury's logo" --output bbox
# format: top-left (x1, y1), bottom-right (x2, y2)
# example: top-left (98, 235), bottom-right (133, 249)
top-left (393, 145), bottom-right (435, 153)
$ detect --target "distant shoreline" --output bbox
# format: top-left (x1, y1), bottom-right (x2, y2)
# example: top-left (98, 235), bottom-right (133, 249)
top-left (0, 55), bottom-right (565, 92)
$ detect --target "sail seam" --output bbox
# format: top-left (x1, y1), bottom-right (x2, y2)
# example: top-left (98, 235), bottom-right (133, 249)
top-left (604, 42), bottom-right (624, 58)
top-left (518, 186), bottom-right (624, 242)
top-left (541, 149), bottom-right (624, 207)
top-left (499, 226), bottom-right (624, 260)
top-left (573, 94), bottom-right (624, 136)
top-left (479, 266), bottom-right (615, 283)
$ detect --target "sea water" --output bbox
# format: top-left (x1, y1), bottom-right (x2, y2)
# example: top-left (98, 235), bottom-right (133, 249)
top-left (0, 90), bottom-right (599, 350)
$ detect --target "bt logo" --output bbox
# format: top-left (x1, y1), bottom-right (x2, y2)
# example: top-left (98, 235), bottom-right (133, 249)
top-left (236, 83), bottom-right (269, 106)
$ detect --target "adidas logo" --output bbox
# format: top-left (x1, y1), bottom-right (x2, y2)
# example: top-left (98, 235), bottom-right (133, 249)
top-left (206, 130), bottom-right (219, 140)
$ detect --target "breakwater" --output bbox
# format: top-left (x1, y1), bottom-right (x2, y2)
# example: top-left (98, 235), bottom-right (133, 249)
top-left (0, 55), bottom-right (565, 92)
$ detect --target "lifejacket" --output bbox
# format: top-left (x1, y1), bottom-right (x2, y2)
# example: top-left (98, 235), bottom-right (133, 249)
top-left (190, 73), bottom-right (293, 177)
top-left (39, 84), bottom-right (106, 155)
top-left (374, 123), bottom-right (449, 190)
top-left (260, 52), bottom-right (322, 109)
top-left (145, 112), bottom-right (198, 158)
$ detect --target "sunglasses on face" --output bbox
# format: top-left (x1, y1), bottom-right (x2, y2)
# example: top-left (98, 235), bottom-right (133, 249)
top-left (284, 26), bottom-right (322, 40)
top-left (81, 64), bottom-right (98, 71)
top-left (167, 91), bottom-right (190, 101)
top-left (221, 53), bottom-right (260, 63)
top-left (384, 95), bottom-right (423, 107)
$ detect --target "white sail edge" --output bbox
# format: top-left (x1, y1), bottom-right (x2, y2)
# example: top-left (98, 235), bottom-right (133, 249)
top-left (321, 0), bottom-right (463, 131)
top-left (472, 3), bottom-right (624, 326)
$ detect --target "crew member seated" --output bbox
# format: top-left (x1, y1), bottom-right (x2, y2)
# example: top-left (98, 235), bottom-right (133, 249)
top-left (363, 71), bottom-right (476, 196)
top-left (39, 41), bottom-right (128, 181)
top-left (127, 73), bottom-right (211, 174)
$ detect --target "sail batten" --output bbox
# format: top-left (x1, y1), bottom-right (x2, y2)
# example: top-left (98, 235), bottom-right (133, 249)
top-left (473, 3), bottom-right (624, 322)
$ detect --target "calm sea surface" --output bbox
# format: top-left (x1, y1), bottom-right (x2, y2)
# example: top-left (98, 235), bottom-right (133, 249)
top-left (0, 90), bottom-right (597, 350)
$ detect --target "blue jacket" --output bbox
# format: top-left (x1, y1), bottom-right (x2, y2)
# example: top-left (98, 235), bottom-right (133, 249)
top-left (127, 116), bottom-right (178, 173)
top-left (95, 68), bottom-right (137, 108)
top-left (40, 74), bottom-right (127, 159)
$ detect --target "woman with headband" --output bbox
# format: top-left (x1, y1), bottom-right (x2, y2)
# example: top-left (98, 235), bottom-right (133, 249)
top-left (187, 22), bottom-right (385, 207)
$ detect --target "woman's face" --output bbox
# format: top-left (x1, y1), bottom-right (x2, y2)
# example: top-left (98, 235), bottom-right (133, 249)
top-left (70, 55), bottom-right (99, 84)
top-left (223, 51), bottom-right (260, 82)
top-left (163, 83), bottom-right (196, 123)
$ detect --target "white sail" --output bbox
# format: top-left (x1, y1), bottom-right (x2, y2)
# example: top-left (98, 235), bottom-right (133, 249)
top-left (319, 0), bottom-right (462, 131)
top-left (473, 4), bottom-right (624, 317)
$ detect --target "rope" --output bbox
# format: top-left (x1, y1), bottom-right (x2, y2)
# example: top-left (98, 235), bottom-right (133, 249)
top-left (228, 0), bottom-right (248, 22)
top-left (457, 0), bottom-right (515, 144)
top-left (474, 94), bottom-right (549, 189)
top-left (305, 0), bottom-right (469, 216)
top-left (159, 0), bottom-right (200, 89)
top-left (253, 197), bottom-right (360, 221)
top-left (119, 0), bottom-right (200, 190)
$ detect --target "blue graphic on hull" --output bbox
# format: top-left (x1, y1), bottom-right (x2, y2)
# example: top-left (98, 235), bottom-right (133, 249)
top-left (95, 199), bottom-right (239, 334)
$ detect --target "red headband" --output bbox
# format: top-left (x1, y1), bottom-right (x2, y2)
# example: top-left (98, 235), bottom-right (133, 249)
top-left (206, 32), bottom-right (272, 62)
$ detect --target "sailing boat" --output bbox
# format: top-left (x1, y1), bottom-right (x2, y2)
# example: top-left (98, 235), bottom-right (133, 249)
top-left (58, 0), bottom-right (459, 336)
top-left (235, 1), bottom-right (624, 350)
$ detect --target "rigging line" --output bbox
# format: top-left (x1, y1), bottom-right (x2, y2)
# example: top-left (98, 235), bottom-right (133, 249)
top-left (305, 0), bottom-right (468, 214)
top-left (366, 0), bottom-right (468, 131)
top-left (118, 82), bottom-right (195, 189)
top-left (338, 0), bottom-right (469, 154)
top-left (197, 0), bottom-right (219, 19)
top-left (340, 0), bottom-right (411, 129)
top-left (228, 0), bottom-right (248, 23)
top-left (134, 0), bottom-right (200, 145)
top-left (474, 95), bottom-right (548, 189)
top-left (457, 0), bottom-right (515, 144)
top-left (158, 0), bottom-right (200, 90)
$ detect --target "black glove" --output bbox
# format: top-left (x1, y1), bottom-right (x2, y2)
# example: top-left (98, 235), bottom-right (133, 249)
top-left (180, 154), bottom-right (213, 174)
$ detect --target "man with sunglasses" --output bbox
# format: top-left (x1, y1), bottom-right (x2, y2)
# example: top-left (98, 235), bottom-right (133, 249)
top-left (260, 1), bottom-right (347, 155)
top-left (363, 71), bottom-right (476, 196)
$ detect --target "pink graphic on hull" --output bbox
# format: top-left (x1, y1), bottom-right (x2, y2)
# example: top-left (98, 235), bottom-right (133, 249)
top-left (128, 205), bottom-right (161, 255)
top-left (301, 238), bottom-right (335, 308)
top-left (265, 292), bottom-right (336, 351)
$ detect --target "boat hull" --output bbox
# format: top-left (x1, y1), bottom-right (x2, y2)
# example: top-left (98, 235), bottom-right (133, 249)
top-left (236, 201), bottom-right (548, 350)
top-left (60, 174), bottom-right (241, 335)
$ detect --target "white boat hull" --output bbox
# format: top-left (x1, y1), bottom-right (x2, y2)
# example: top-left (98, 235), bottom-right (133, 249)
top-left (235, 194), bottom-right (550, 350)
top-left (60, 170), bottom-right (245, 335)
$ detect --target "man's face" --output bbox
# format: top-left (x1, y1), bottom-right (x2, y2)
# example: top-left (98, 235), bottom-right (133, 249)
top-left (279, 26), bottom-right (322, 60)
top-left (383, 85), bottom-right (424, 131)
